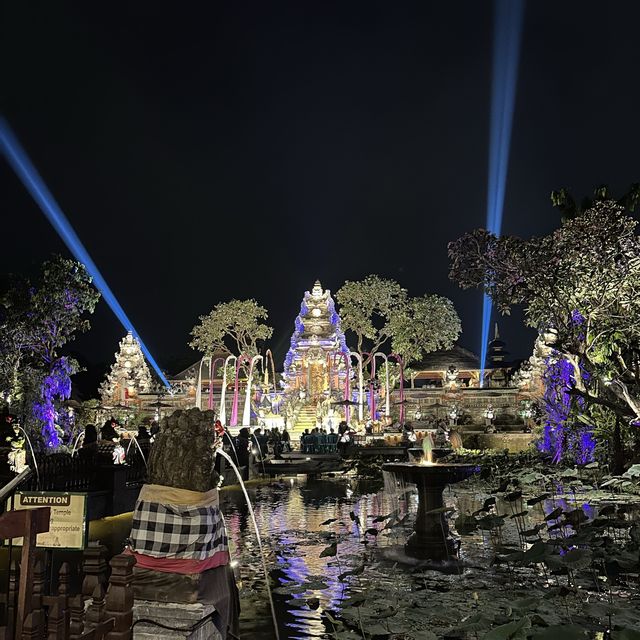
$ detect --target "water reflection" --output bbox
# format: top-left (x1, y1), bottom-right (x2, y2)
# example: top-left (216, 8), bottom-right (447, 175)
top-left (222, 476), bottom-right (407, 639)
top-left (223, 477), bottom-right (597, 639)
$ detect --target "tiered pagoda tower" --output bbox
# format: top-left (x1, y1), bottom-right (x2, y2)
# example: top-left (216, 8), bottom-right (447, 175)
top-left (100, 332), bottom-right (153, 405)
top-left (282, 280), bottom-right (349, 401)
top-left (486, 323), bottom-right (511, 387)
top-left (487, 323), bottom-right (509, 367)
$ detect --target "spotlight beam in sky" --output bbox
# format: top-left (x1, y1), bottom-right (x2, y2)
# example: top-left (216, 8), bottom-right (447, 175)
top-left (480, 0), bottom-right (525, 385)
top-left (0, 117), bottom-right (171, 388)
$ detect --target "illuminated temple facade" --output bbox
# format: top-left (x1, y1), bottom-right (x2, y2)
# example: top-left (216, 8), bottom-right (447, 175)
top-left (282, 281), bottom-right (349, 400)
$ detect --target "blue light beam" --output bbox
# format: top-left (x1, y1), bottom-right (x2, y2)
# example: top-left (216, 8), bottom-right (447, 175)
top-left (480, 0), bottom-right (525, 386)
top-left (0, 117), bottom-right (171, 388)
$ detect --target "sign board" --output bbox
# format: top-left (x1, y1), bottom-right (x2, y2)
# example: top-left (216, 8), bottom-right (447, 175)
top-left (7, 492), bottom-right (87, 550)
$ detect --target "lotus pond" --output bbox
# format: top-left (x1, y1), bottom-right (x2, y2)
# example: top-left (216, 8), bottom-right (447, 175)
top-left (221, 455), bottom-right (640, 640)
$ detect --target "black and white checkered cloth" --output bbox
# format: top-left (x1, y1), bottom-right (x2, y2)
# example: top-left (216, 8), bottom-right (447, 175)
top-left (130, 500), bottom-right (228, 559)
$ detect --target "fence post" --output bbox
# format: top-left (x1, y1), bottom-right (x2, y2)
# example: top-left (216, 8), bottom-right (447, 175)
top-left (32, 558), bottom-right (46, 610)
top-left (105, 554), bottom-right (136, 640)
top-left (6, 560), bottom-right (18, 639)
top-left (46, 597), bottom-right (67, 640)
top-left (21, 608), bottom-right (44, 640)
top-left (58, 561), bottom-right (72, 596)
top-left (82, 542), bottom-right (109, 599)
top-left (69, 594), bottom-right (85, 639)
top-left (85, 584), bottom-right (106, 630)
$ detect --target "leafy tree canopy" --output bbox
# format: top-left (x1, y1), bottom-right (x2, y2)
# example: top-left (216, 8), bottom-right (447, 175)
top-left (190, 299), bottom-right (273, 358)
top-left (1, 256), bottom-right (99, 447)
top-left (336, 275), bottom-right (461, 366)
top-left (388, 295), bottom-right (462, 364)
top-left (1, 256), bottom-right (99, 396)
top-left (448, 190), bottom-right (640, 426)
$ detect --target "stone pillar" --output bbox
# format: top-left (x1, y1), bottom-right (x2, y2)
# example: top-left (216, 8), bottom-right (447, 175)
top-left (406, 477), bottom-right (455, 560)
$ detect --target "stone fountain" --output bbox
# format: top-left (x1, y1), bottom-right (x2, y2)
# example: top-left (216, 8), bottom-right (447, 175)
top-left (383, 435), bottom-right (478, 560)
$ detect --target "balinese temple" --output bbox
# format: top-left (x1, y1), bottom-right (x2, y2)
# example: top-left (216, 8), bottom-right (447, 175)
top-left (100, 332), bottom-right (153, 405)
top-left (410, 324), bottom-right (514, 388)
top-left (410, 345), bottom-right (482, 388)
top-left (282, 280), bottom-right (350, 400)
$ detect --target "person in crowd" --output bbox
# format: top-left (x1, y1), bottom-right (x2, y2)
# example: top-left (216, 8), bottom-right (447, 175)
top-left (337, 421), bottom-right (351, 456)
top-left (137, 425), bottom-right (151, 442)
top-left (150, 420), bottom-right (160, 437)
top-left (235, 427), bottom-right (251, 478)
top-left (403, 422), bottom-right (417, 445)
top-left (327, 427), bottom-right (338, 453)
top-left (310, 428), bottom-right (318, 454)
top-left (257, 428), bottom-right (270, 457)
top-left (301, 429), bottom-right (310, 453)
top-left (268, 427), bottom-right (282, 459)
top-left (281, 427), bottom-right (291, 452)
top-left (365, 419), bottom-right (374, 436)
top-left (316, 429), bottom-right (327, 453)
top-left (80, 423), bottom-right (99, 456)
top-left (435, 420), bottom-right (450, 447)
top-left (101, 418), bottom-right (120, 442)
top-left (251, 428), bottom-right (263, 458)
top-left (0, 412), bottom-right (18, 445)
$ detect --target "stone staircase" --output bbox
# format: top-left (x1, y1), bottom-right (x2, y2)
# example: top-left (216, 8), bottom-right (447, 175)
top-left (291, 404), bottom-right (317, 439)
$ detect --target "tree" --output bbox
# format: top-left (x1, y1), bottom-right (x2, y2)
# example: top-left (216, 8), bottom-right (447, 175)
top-left (388, 295), bottom-right (462, 364)
top-left (336, 275), bottom-right (461, 367)
top-left (448, 190), bottom-right (640, 466)
top-left (190, 299), bottom-right (273, 358)
top-left (0, 256), bottom-right (100, 447)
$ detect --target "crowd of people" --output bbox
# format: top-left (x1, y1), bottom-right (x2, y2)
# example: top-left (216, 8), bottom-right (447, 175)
top-left (76, 417), bottom-right (159, 463)
top-left (401, 420), bottom-right (463, 449)
top-left (251, 426), bottom-right (291, 458)
top-left (298, 421), bottom-right (358, 454)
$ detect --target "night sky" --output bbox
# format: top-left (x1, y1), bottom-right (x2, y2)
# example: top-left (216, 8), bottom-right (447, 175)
top-left (2, 2), bottom-right (640, 395)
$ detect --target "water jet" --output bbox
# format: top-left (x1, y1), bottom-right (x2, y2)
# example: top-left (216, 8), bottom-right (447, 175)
top-left (383, 435), bottom-right (478, 560)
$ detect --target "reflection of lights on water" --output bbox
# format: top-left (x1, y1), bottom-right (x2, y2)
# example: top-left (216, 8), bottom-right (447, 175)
top-left (222, 478), bottom-right (408, 633)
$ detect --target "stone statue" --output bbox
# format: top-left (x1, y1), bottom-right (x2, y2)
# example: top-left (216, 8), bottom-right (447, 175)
top-left (445, 365), bottom-right (459, 388)
top-left (132, 408), bottom-right (239, 638)
top-left (483, 404), bottom-right (496, 432)
top-left (512, 360), bottom-right (533, 389)
top-left (147, 408), bottom-right (218, 491)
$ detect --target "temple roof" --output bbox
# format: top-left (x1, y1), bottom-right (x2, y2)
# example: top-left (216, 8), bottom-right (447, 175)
top-left (171, 360), bottom-right (206, 381)
top-left (171, 350), bottom-right (228, 380)
top-left (282, 280), bottom-right (349, 380)
top-left (413, 345), bottom-right (481, 371)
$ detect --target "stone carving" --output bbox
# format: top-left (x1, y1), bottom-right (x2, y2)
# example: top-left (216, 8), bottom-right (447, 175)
top-left (148, 408), bottom-right (217, 491)
top-left (512, 360), bottom-right (533, 389)
top-left (445, 365), bottom-right (459, 388)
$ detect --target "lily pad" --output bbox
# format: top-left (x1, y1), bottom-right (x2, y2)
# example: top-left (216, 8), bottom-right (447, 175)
top-left (530, 625), bottom-right (587, 639)
top-left (483, 615), bottom-right (531, 639)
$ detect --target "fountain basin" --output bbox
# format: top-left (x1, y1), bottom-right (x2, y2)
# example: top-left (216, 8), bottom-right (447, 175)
top-left (383, 462), bottom-right (479, 560)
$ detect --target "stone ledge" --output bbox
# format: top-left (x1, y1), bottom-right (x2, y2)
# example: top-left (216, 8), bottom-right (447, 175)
top-left (133, 600), bottom-right (222, 640)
